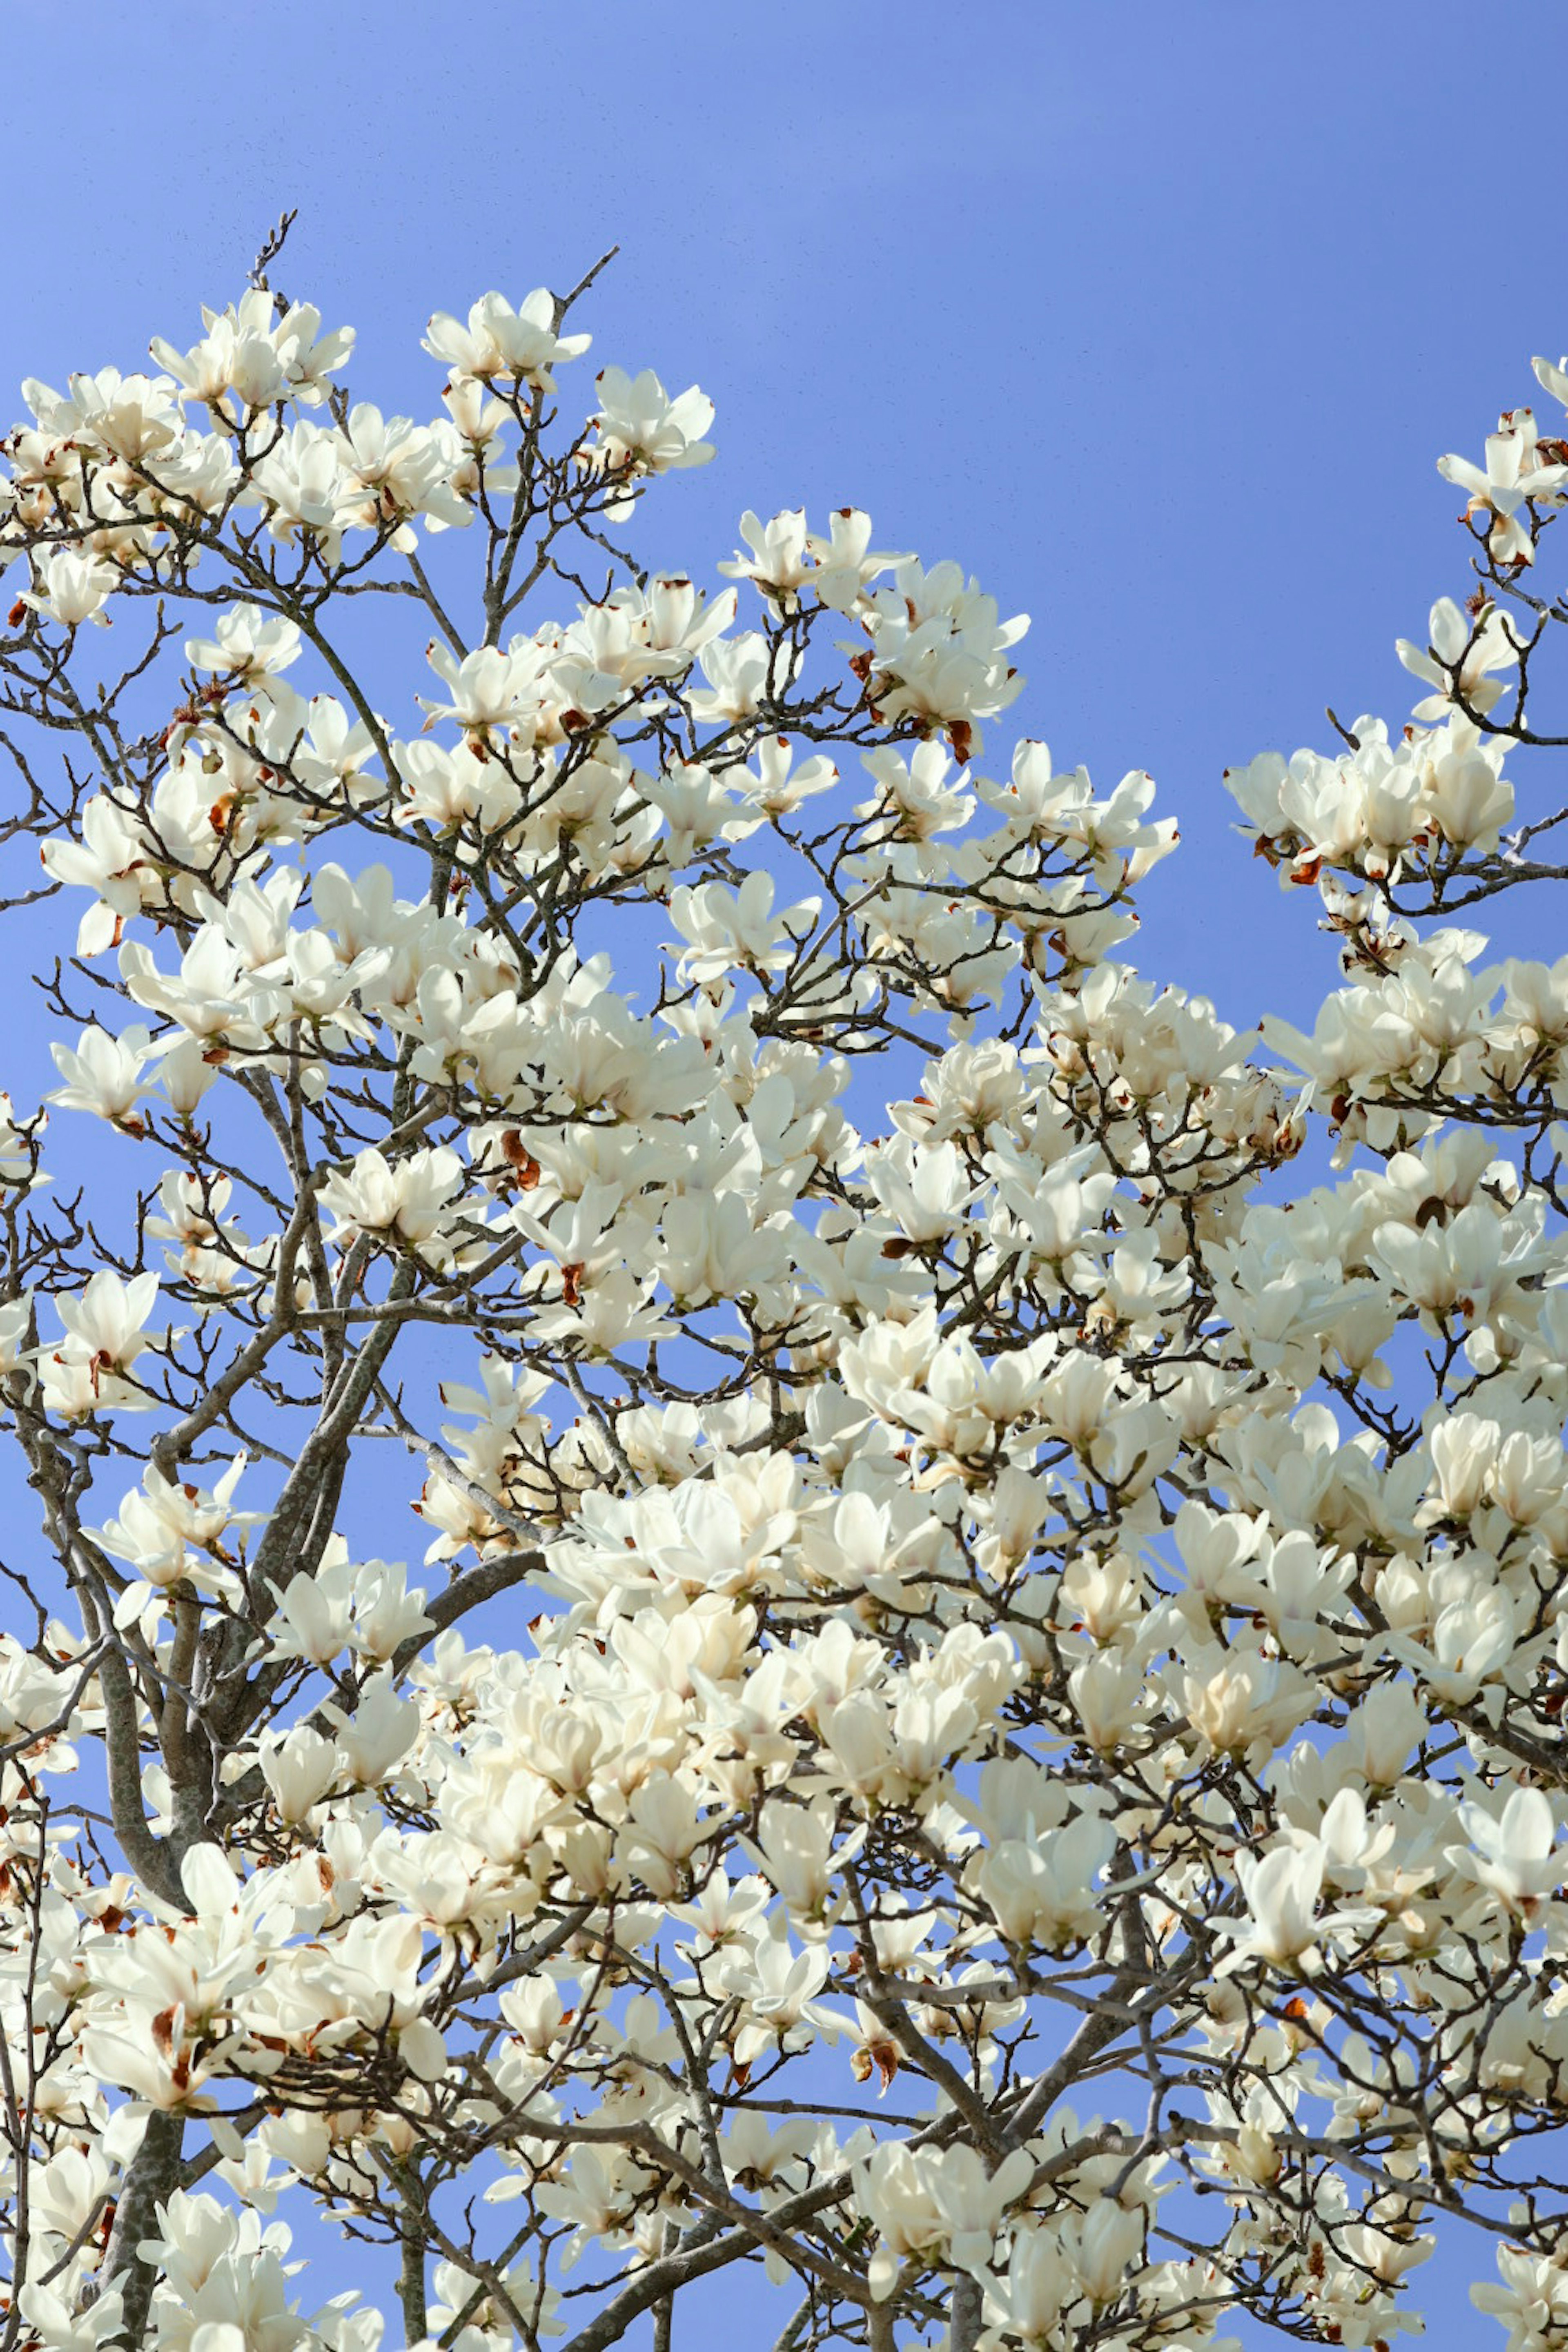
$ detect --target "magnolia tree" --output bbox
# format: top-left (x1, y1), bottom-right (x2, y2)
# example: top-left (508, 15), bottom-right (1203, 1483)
top-left (3, 223), bottom-right (1568, 2352)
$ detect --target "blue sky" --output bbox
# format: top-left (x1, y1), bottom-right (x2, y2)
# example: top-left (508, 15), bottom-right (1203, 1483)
top-left (4, 2), bottom-right (1561, 1047)
top-left (2, 3), bottom-right (1557, 2340)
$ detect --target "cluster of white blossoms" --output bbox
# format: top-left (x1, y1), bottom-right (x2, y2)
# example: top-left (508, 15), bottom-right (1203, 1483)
top-left (3, 248), bottom-right (1568, 2352)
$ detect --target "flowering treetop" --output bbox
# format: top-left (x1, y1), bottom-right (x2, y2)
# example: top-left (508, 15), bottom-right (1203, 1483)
top-left (2, 223), bottom-right (1568, 2352)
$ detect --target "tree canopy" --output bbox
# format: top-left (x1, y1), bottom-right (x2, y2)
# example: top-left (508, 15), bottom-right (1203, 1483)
top-left (2, 235), bottom-right (1568, 2352)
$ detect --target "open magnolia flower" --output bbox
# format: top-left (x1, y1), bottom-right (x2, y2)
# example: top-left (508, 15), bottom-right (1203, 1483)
top-left (4, 245), bottom-right (1568, 2352)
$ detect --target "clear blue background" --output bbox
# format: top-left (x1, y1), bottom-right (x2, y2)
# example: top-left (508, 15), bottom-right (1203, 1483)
top-left (11, 0), bottom-right (1560, 1056)
top-left (3, 2), bottom-right (1556, 2339)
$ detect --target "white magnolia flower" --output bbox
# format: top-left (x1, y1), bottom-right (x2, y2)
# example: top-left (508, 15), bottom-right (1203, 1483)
top-left (49, 1022), bottom-right (160, 1127)
top-left (1438, 406), bottom-right (1568, 567)
top-left (1225, 1842), bottom-right (1326, 1970)
top-left (424, 288), bottom-right (590, 390)
top-left (1455, 1785), bottom-right (1564, 1920)
top-left (318, 1144), bottom-right (465, 1251)
top-left (185, 600), bottom-right (302, 684)
top-left (22, 543), bottom-right (119, 627)
top-left (589, 365), bottom-right (715, 486)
